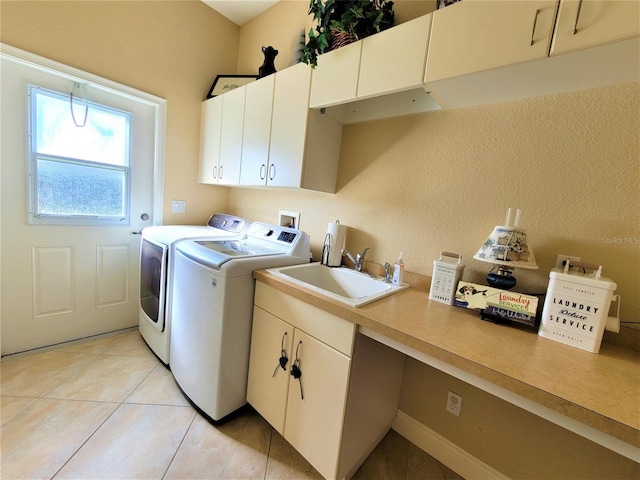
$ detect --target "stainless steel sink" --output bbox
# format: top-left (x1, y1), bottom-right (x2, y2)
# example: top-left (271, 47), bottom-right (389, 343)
top-left (267, 262), bottom-right (408, 307)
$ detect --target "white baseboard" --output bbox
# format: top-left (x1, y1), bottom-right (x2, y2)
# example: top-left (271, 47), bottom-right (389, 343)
top-left (392, 410), bottom-right (509, 480)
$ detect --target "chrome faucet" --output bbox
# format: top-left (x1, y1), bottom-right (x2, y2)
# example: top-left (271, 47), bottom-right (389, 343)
top-left (382, 262), bottom-right (393, 283)
top-left (342, 247), bottom-right (369, 272)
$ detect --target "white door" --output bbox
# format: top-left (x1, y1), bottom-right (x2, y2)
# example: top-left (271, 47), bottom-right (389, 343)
top-left (1, 48), bottom-right (164, 354)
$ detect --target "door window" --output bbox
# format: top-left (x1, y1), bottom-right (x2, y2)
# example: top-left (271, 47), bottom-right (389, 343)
top-left (28, 84), bottom-right (132, 225)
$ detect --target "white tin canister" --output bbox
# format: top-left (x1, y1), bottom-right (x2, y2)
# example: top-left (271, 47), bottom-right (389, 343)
top-left (538, 261), bottom-right (618, 353)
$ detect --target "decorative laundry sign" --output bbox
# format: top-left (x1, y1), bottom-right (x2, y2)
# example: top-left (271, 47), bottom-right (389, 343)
top-left (455, 281), bottom-right (539, 327)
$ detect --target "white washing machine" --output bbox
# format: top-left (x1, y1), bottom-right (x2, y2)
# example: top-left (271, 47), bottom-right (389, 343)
top-left (138, 213), bottom-right (249, 364)
top-left (170, 222), bottom-right (310, 422)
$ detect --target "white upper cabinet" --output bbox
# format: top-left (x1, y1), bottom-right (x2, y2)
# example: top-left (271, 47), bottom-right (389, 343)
top-left (268, 62), bottom-right (342, 193)
top-left (423, 0), bottom-right (638, 109)
top-left (240, 75), bottom-right (275, 186)
top-left (197, 96), bottom-right (222, 184)
top-left (265, 63), bottom-right (310, 188)
top-left (309, 41), bottom-right (362, 108)
top-left (217, 86), bottom-right (245, 185)
top-left (310, 13), bottom-right (433, 107)
top-left (358, 13), bottom-right (432, 99)
top-left (424, 0), bottom-right (558, 83)
top-left (551, 0), bottom-right (640, 55)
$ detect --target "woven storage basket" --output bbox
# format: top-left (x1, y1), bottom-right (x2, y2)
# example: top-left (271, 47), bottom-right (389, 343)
top-left (329, 29), bottom-right (358, 51)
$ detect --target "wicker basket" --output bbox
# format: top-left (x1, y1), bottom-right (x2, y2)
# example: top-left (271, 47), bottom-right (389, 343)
top-left (329, 29), bottom-right (358, 51)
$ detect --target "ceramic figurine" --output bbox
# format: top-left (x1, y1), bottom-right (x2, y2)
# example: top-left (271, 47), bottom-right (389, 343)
top-left (258, 46), bottom-right (278, 79)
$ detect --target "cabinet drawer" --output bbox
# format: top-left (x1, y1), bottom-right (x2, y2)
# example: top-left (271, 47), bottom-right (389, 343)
top-left (254, 282), bottom-right (356, 356)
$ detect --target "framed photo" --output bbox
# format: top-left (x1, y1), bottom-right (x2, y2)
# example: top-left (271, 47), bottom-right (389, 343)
top-left (206, 75), bottom-right (257, 99)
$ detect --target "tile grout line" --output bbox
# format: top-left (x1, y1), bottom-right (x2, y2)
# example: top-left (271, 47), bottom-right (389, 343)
top-left (161, 409), bottom-right (199, 480)
top-left (48, 334), bottom-right (153, 479)
top-left (48, 398), bottom-right (122, 480)
top-left (264, 426), bottom-right (274, 480)
top-left (49, 336), bottom-right (165, 478)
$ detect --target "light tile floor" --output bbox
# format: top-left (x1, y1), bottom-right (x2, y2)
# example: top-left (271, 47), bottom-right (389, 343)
top-left (0, 330), bottom-right (463, 480)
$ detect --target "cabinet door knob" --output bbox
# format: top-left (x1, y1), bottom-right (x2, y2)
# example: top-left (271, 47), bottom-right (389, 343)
top-left (260, 164), bottom-right (266, 180)
top-left (269, 163), bottom-right (276, 181)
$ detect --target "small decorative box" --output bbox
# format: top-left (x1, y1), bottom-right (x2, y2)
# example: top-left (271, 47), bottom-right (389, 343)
top-left (538, 261), bottom-right (617, 353)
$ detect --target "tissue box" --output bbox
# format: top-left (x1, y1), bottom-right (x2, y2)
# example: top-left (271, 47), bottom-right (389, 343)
top-left (455, 281), bottom-right (539, 327)
top-left (538, 266), bottom-right (617, 353)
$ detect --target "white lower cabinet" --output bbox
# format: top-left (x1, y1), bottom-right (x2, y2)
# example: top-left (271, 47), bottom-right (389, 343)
top-left (247, 282), bottom-right (405, 480)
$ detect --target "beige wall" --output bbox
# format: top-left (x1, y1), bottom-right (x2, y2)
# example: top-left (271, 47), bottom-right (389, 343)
top-left (0, 0), bottom-right (237, 225)
top-left (401, 358), bottom-right (639, 479)
top-left (234, 2), bottom-right (639, 478)
top-left (233, 0), bottom-right (639, 330)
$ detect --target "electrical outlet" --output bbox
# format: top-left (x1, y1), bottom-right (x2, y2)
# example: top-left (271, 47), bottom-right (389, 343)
top-left (555, 254), bottom-right (581, 269)
top-left (446, 391), bottom-right (462, 416)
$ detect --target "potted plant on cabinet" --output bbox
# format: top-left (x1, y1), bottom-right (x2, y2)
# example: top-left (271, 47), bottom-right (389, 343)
top-left (302, 0), bottom-right (394, 68)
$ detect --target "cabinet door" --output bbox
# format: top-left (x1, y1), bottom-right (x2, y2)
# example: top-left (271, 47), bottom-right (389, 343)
top-left (358, 14), bottom-right (431, 99)
top-left (246, 307), bottom-right (293, 435)
top-left (268, 63), bottom-right (312, 188)
top-left (197, 96), bottom-right (222, 184)
top-left (551, 0), bottom-right (640, 56)
top-left (309, 41), bottom-right (362, 108)
top-left (240, 75), bottom-right (275, 186)
top-left (425, 0), bottom-right (558, 83)
top-left (284, 329), bottom-right (351, 480)
top-left (218, 86), bottom-right (245, 186)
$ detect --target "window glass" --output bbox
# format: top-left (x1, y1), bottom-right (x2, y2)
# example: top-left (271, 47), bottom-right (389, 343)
top-left (36, 157), bottom-right (126, 217)
top-left (29, 85), bottom-right (132, 224)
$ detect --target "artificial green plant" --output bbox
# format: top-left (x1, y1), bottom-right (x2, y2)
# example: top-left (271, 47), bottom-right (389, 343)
top-left (302, 0), bottom-right (394, 68)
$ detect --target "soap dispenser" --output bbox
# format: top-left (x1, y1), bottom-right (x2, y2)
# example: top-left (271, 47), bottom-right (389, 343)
top-left (392, 252), bottom-right (404, 286)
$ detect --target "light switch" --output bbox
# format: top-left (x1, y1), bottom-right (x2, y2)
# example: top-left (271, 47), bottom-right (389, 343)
top-left (172, 200), bottom-right (186, 213)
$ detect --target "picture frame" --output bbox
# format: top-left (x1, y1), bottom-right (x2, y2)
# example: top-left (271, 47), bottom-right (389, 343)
top-left (206, 75), bottom-right (258, 99)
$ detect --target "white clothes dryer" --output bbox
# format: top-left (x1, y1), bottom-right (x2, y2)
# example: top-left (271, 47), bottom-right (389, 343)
top-left (138, 213), bottom-right (249, 364)
top-left (169, 223), bottom-right (310, 422)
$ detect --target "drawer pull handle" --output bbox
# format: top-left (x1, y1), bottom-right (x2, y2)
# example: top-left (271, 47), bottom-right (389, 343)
top-left (530, 8), bottom-right (541, 46)
top-left (272, 332), bottom-right (289, 377)
top-left (572, 0), bottom-right (584, 35)
top-left (290, 340), bottom-right (304, 400)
